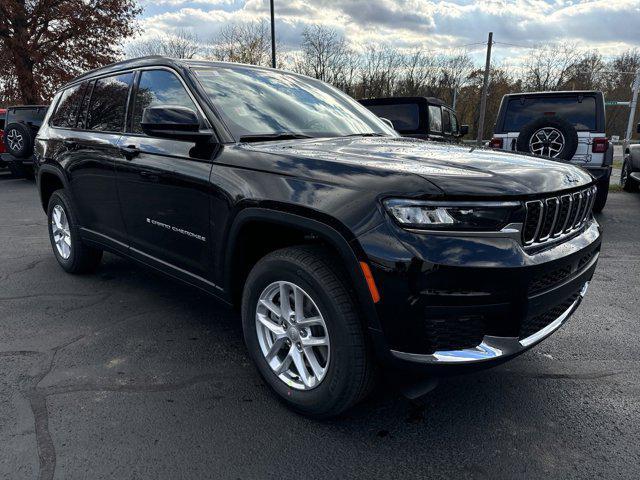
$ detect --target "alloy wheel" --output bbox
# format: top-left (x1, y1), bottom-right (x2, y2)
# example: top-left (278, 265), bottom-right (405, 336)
top-left (529, 127), bottom-right (565, 158)
top-left (51, 205), bottom-right (72, 259)
top-left (255, 281), bottom-right (330, 390)
top-left (6, 129), bottom-right (24, 152)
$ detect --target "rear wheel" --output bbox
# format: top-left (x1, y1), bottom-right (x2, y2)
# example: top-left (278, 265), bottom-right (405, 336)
top-left (621, 159), bottom-right (638, 193)
top-left (241, 245), bottom-right (375, 418)
top-left (47, 190), bottom-right (103, 273)
top-left (592, 173), bottom-right (610, 213)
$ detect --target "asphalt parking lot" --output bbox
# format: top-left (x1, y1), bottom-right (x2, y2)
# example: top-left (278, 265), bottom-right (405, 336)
top-left (1, 170), bottom-right (639, 480)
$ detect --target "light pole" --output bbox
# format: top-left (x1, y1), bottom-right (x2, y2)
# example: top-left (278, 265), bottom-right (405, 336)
top-left (270, 0), bottom-right (276, 68)
top-left (476, 32), bottom-right (493, 146)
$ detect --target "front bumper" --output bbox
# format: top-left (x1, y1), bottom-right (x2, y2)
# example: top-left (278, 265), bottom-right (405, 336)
top-left (391, 281), bottom-right (588, 365)
top-left (357, 216), bottom-right (601, 373)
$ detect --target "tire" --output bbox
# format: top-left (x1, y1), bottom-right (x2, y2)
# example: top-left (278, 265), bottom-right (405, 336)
top-left (516, 116), bottom-right (579, 161)
top-left (621, 159), bottom-right (638, 193)
top-left (47, 189), bottom-right (103, 274)
top-left (3, 123), bottom-right (34, 158)
top-left (592, 174), bottom-right (610, 213)
top-left (241, 245), bottom-right (375, 418)
top-left (7, 161), bottom-right (34, 180)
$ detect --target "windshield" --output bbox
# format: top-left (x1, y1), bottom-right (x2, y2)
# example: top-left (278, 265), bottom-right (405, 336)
top-left (194, 66), bottom-right (396, 141)
top-left (503, 96), bottom-right (597, 131)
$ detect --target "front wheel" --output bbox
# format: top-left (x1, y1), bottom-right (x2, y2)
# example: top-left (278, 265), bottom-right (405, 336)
top-left (592, 174), bottom-right (610, 213)
top-left (241, 245), bottom-right (375, 418)
top-left (47, 190), bottom-right (103, 273)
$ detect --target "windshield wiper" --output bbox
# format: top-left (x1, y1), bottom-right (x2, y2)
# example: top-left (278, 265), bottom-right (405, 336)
top-left (239, 132), bottom-right (313, 143)
top-left (341, 132), bottom-right (386, 138)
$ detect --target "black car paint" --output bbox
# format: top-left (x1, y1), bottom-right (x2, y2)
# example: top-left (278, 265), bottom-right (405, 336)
top-left (34, 57), bottom-right (601, 373)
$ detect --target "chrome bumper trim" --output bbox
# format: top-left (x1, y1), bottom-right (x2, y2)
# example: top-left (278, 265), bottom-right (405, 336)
top-left (390, 281), bottom-right (589, 365)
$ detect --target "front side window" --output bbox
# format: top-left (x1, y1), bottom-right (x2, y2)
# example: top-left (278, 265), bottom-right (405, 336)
top-left (51, 84), bottom-right (85, 128)
top-left (429, 105), bottom-right (442, 133)
top-left (194, 66), bottom-right (395, 140)
top-left (450, 111), bottom-right (459, 134)
top-left (86, 73), bottom-right (133, 132)
top-left (442, 109), bottom-right (452, 134)
top-left (503, 96), bottom-right (597, 131)
top-left (132, 69), bottom-right (198, 134)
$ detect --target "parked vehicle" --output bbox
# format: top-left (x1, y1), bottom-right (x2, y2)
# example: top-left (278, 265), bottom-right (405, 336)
top-left (490, 91), bottom-right (612, 212)
top-left (359, 96), bottom-right (468, 142)
top-left (620, 123), bottom-right (640, 192)
top-left (35, 57), bottom-right (601, 417)
top-left (0, 108), bottom-right (7, 157)
top-left (1, 105), bottom-right (49, 178)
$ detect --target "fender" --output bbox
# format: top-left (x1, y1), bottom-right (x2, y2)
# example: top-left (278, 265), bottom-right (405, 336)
top-left (225, 207), bottom-right (382, 330)
top-left (37, 162), bottom-right (71, 211)
top-left (628, 145), bottom-right (640, 171)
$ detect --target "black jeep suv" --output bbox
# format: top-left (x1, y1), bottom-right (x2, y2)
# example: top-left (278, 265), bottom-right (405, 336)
top-left (34, 57), bottom-right (601, 417)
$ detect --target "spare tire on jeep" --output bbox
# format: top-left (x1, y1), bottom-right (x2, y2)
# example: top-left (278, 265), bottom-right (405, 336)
top-left (3, 122), bottom-right (34, 158)
top-left (516, 115), bottom-right (578, 161)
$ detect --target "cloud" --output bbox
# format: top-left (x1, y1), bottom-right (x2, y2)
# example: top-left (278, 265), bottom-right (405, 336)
top-left (133, 0), bottom-right (640, 62)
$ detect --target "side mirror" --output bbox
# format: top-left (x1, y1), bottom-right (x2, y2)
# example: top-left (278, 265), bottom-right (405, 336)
top-left (141, 106), bottom-right (212, 142)
top-left (636, 122), bottom-right (640, 134)
top-left (459, 125), bottom-right (469, 136)
top-left (380, 117), bottom-right (395, 130)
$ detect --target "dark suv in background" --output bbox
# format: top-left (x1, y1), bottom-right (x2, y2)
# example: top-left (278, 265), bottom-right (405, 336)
top-left (35, 57), bottom-right (601, 417)
top-left (359, 96), bottom-right (468, 142)
top-left (1, 105), bottom-right (49, 178)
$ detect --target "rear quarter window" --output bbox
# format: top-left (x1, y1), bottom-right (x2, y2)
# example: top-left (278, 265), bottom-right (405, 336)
top-left (51, 84), bottom-right (85, 128)
top-left (364, 103), bottom-right (420, 131)
top-left (503, 96), bottom-right (597, 131)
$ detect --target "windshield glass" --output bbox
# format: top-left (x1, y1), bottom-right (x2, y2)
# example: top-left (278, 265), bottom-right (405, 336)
top-left (504, 96), bottom-right (597, 131)
top-left (194, 66), bottom-right (396, 140)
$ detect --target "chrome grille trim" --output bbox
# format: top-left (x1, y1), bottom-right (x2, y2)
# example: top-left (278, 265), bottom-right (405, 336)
top-left (523, 186), bottom-right (596, 248)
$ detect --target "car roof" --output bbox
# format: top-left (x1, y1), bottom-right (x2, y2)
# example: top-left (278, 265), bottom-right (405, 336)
top-left (504, 90), bottom-right (603, 97)
top-left (64, 56), bottom-right (288, 89)
top-left (360, 96), bottom-right (450, 108)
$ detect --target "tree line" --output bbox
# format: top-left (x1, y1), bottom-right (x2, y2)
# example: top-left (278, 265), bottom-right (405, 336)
top-left (127, 23), bottom-right (640, 140)
top-left (1, 3), bottom-right (638, 140)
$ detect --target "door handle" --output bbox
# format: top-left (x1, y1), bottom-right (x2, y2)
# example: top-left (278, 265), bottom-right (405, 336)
top-left (119, 145), bottom-right (140, 160)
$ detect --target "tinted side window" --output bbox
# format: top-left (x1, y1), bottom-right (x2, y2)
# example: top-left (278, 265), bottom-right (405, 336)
top-left (51, 84), bottom-right (85, 128)
top-left (450, 111), bottom-right (458, 134)
top-left (428, 105), bottom-right (442, 132)
top-left (132, 70), bottom-right (197, 134)
top-left (86, 73), bottom-right (133, 132)
top-left (442, 109), bottom-right (452, 134)
top-left (77, 80), bottom-right (94, 130)
top-left (363, 103), bottom-right (420, 131)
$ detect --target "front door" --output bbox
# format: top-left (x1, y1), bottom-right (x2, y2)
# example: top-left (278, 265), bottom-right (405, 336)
top-left (115, 69), bottom-right (215, 280)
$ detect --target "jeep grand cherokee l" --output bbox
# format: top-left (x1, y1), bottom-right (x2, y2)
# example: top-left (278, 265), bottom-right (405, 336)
top-left (34, 57), bottom-right (601, 418)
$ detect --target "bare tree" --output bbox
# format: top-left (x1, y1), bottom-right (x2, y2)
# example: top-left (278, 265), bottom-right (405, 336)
top-left (522, 43), bottom-right (581, 91)
top-left (208, 20), bottom-right (271, 66)
top-left (127, 29), bottom-right (201, 59)
top-left (357, 45), bottom-right (402, 98)
top-left (293, 25), bottom-right (356, 89)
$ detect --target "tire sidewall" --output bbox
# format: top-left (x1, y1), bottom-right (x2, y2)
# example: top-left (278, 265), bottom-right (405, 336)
top-left (4, 123), bottom-right (33, 158)
top-left (241, 255), bottom-right (356, 413)
top-left (516, 116), bottom-right (579, 161)
top-left (47, 191), bottom-right (79, 272)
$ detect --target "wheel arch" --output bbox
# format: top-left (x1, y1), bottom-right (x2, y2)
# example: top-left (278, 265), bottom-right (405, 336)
top-left (38, 164), bottom-right (69, 212)
top-left (224, 207), bottom-right (381, 330)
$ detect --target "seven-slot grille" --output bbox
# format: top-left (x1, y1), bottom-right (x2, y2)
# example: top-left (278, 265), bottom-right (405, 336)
top-left (523, 186), bottom-right (597, 246)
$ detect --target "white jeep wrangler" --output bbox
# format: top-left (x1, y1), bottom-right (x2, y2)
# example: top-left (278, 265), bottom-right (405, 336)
top-left (490, 90), bottom-right (613, 212)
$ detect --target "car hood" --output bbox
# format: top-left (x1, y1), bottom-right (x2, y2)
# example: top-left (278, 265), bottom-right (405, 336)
top-left (247, 136), bottom-right (593, 197)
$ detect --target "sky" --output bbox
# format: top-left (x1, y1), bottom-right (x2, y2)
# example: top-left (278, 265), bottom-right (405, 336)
top-left (134, 0), bottom-right (640, 65)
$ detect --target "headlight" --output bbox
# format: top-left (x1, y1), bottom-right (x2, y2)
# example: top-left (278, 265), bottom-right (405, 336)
top-left (384, 199), bottom-right (520, 231)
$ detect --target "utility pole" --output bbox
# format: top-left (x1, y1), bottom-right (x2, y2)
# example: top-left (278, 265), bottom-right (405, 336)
top-left (624, 70), bottom-right (640, 145)
top-left (452, 87), bottom-right (458, 110)
top-left (476, 32), bottom-right (493, 146)
top-left (270, 0), bottom-right (276, 68)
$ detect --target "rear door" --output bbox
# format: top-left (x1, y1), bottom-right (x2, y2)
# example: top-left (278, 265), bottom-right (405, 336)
top-left (115, 68), bottom-right (215, 280)
top-left (64, 73), bottom-right (133, 247)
